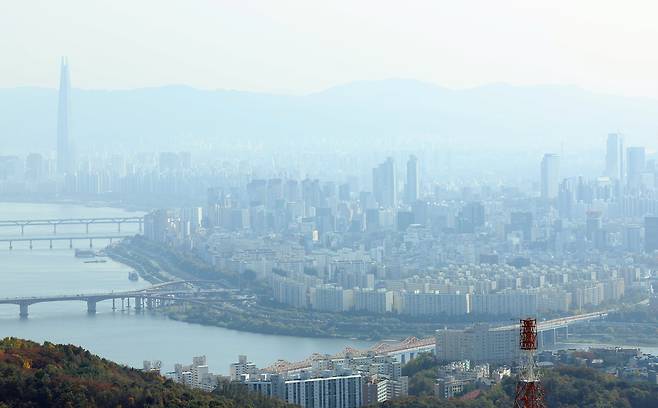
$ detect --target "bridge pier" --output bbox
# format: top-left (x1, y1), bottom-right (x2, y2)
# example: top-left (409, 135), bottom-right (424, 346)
top-left (112, 298), bottom-right (116, 311)
top-left (89, 238), bottom-right (93, 248)
top-left (69, 239), bottom-right (73, 249)
top-left (87, 300), bottom-right (97, 314)
top-left (9, 241), bottom-right (12, 250)
top-left (49, 240), bottom-right (53, 249)
top-left (86, 223), bottom-right (89, 234)
top-left (117, 222), bottom-right (122, 233)
top-left (135, 296), bottom-right (142, 311)
top-left (19, 303), bottom-right (28, 318)
top-left (29, 240), bottom-right (32, 250)
top-left (20, 225), bottom-right (24, 236)
top-left (53, 224), bottom-right (57, 235)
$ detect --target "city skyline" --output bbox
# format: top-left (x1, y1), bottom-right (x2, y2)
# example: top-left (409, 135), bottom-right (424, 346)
top-left (2, 2), bottom-right (658, 407)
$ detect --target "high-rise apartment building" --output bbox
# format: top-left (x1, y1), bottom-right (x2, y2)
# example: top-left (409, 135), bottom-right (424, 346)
top-left (57, 58), bottom-right (74, 175)
top-left (373, 157), bottom-right (396, 209)
top-left (283, 375), bottom-right (363, 408)
top-left (405, 155), bottom-right (419, 204)
top-left (605, 133), bottom-right (624, 180)
top-left (540, 153), bottom-right (559, 199)
top-left (435, 325), bottom-right (519, 364)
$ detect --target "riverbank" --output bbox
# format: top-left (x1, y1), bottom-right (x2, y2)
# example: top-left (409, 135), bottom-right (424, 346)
top-left (105, 244), bottom-right (167, 285)
top-left (0, 196), bottom-right (150, 213)
top-left (109, 238), bottom-right (442, 340)
top-left (0, 201), bottom-right (372, 374)
top-left (566, 321), bottom-right (658, 349)
top-left (109, 238), bottom-right (514, 341)
top-left (164, 301), bottom-right (440, 341)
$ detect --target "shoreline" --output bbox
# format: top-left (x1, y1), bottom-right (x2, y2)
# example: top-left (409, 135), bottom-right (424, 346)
top-left (106, 239), bottom-right (443, 342)
top-left (0, 197), bottom-right (151, 213)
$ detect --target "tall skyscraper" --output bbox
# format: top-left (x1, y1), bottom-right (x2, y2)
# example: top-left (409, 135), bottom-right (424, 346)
top-left (405, 155), bottom-right (419, 204)
top-left (540, 153), bottom-right (559, 199)
top-left (57, 57), bottom-right (74, 175)
top-left (372, 157), bottom-right (396, 209)
top-left (626, 146), bottom-right (646, 190)
top-left (605, 133), bottom-right (624, 180)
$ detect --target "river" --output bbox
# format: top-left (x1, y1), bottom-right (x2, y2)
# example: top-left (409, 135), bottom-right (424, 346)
top-left (0, 202), bottom-right (370, 374)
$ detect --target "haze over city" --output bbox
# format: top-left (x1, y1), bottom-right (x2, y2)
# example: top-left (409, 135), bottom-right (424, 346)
top-left (1, 2), bottom-right (658, 408)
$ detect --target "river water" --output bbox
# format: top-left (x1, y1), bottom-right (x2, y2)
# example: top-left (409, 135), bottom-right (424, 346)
top-left (0, 202), bottom-right (370, 374)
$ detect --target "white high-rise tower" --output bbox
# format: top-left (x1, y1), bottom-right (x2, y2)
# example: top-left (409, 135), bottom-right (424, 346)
top-left (605, 133), bottom-right (623, 181)
top-left (57, 57), bottom-right (74, 175)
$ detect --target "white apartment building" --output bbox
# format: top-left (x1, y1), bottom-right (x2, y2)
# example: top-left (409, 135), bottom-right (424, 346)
top-left (229, 355), bottom-right (258, 381)
top-left (435, 325), bottom-right (519, 364)
top-left (284, 374), bottom-right (363, 408)
top-left (400, 291), bottom-right (470, 316)
top-left (353, 288), bottom-right (393, 313)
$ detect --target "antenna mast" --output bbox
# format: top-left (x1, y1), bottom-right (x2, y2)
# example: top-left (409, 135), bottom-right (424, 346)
top-left (514, 318), bottom-right (545, 408)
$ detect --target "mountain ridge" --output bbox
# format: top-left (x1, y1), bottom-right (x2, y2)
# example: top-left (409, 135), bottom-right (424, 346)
top-left (1, 79), bottom-right (657, 155)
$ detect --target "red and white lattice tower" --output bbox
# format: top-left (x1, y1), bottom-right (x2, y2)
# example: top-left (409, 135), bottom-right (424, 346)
top-left (513, 318), bottom-right (545, 408)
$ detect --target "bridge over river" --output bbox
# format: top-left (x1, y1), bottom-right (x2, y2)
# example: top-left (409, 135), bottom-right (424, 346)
top-left (0, 216), bottom-right (143, 236)
top-left (0, 216), bottom-right (145, 249)
top-left (0, 280), bottom-right (230, 317)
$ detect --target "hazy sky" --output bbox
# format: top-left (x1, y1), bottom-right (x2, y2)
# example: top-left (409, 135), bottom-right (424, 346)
top-left (2, 1), bottom-right (658, 97)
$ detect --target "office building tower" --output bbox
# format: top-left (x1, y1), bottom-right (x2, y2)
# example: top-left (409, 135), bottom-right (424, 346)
top-left (540, 153), bottom-right (559, 199)
top-left (405, 155), bottom-right (419, 204)
top-left (457, 201), bottom-right (485, 233)
top-left (373, 157), bottom-right (397, 209)
top-left (586, 211), bottom-right (602, 241)
top-left (338, 183), bottom-right (351, 201)
top-left (627, 146), bottom-right (646, 190)
top-left (605, 133), bottom-right (624, 180)
top-left (144, 210), bottom-right (169, 242)
top-left (624, 225), bottom-right (642, 253)
top-left (646, 216), bottom-right (658, 253)
top-left (557, 179), bottom-right (576, 219)
top-left (57, 57), bottom-right (74, 175)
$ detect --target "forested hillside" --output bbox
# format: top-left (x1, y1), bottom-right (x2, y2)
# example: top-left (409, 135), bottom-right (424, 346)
top-left (377, 361), bottom-right (658, 408)
top-left (0, 337), bottom-right (292, 408)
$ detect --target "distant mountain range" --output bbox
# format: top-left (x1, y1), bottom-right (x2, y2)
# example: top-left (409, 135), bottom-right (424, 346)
top-left (1, 79), bottom-right (657, 155)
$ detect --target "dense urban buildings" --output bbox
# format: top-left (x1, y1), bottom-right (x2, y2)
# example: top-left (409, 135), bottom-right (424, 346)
top-left (5, 3), bottom-right (658, 407)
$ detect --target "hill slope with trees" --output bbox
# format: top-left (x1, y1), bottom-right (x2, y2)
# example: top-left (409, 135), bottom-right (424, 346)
top-left (377, 354), bottom-right (658, 408)
top-left (0, 337), bottom-right (292, 408)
